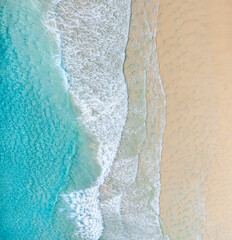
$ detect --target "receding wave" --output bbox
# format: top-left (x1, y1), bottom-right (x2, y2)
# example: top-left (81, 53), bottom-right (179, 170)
top-left (99, 0), bottom-right (168, 239)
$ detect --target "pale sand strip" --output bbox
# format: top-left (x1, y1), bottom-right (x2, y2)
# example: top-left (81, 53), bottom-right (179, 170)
top-left (157, 0), bottom-right (217, 239)
top-left (203, 1), bottom-right (232, 239)
top-left (100, 0), bottom-right (166, 239)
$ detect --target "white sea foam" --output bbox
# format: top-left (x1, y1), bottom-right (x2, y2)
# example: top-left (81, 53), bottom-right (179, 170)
top-left (53, 1), bottom-right (131, 239)
top-left (62, 186), bottom-right (103, 240)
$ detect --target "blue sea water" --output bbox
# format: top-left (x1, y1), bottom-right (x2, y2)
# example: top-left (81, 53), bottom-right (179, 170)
top-left (0, 0), bottom-right (101, 239)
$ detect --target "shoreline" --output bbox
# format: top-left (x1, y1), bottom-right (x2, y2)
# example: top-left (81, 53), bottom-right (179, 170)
top-left (100, 0), bottom-right (166, 239)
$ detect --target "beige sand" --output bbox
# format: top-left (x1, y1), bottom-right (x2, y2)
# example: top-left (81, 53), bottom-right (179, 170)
top-left (203, 1), bottom-right (232, 239)
top-left (157, 0), bottom-right (232, 239)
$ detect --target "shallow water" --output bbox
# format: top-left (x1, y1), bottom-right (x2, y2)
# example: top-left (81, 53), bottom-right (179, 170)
top-left (0, 1), bottom-right (100, 239)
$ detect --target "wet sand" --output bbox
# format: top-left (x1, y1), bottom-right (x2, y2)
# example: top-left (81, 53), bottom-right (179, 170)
top-left (157, 0), bottom-right (232, 239)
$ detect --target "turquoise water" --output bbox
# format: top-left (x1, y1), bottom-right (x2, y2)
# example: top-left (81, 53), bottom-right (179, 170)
top-left (0, 0), bottom-right (100, 239)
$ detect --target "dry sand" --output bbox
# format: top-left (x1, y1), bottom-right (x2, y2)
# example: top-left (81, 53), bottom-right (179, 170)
top-left (157, 0), bottom-right (232, 239)
top-left (203, 1), bottom-right (232, 239)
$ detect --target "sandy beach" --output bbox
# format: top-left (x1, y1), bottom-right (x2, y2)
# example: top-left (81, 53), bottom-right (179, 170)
top-left (157, 0), bottom-right (232, 239)
top-left (203, 1), bottom-right (232, 239)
